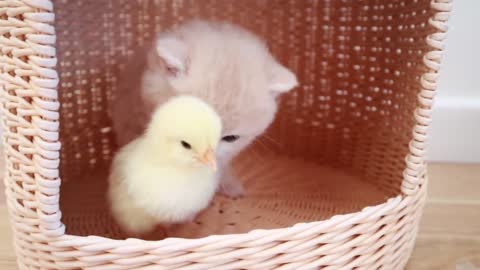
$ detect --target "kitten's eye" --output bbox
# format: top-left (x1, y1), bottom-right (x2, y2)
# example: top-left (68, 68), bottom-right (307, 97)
top-left (181, 141), bottom-right (192, 149)
top-left (222, 135), bottom-right (240, 143)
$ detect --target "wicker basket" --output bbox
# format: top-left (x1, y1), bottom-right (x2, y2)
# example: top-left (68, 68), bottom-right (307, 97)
top-left (0, 0), bottom-right (451, 269)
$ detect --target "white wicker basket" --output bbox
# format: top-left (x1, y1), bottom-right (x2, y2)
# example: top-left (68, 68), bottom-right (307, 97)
top-left (0, 0), bottom-right (451, 269)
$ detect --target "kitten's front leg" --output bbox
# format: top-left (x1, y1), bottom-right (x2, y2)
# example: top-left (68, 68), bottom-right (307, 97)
top-left (218, 166), bottom-right (244, 198)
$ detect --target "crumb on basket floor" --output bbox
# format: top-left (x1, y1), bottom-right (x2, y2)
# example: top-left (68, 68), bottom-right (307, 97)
top-left (0, 163), bottom-right (479, 269)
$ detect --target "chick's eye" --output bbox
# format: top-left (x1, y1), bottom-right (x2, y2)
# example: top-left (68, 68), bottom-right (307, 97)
top-left (181, 141), bottom-right (191, 149)
top-left (222, 135), bottom-right (240, 143)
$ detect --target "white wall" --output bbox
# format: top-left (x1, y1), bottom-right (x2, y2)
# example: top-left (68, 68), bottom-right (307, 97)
top-left (436, 1), bottom-right (478, 98)
top-left (427, 0), bottom-right (480, 163)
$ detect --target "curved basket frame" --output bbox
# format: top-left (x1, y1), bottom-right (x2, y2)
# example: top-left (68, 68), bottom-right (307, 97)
top-left (0, 0), bottom-right (452, 269)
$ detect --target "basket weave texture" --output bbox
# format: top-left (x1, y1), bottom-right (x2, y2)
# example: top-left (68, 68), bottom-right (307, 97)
top-left (0, 0), bottom-right (451, 269)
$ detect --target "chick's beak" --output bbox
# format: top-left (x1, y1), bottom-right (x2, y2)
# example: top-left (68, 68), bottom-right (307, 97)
top-left (197, 148), bottom-right (217, 171)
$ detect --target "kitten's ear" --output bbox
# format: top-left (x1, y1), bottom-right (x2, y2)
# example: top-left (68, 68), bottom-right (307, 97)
top-left (153, 35), bottom-right (189, 76)
top-left (268, 61), bottom-right (298, 95)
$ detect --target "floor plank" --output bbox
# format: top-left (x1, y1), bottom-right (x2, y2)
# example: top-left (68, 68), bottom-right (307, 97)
top-left (420, 202), bottom-right (480, 238)
top-left (428, 163), bottom-right (480, 202)
top-left (0, 206), bottom-right (16, 270)
top-left (406, 237), bottom-right (480, 270)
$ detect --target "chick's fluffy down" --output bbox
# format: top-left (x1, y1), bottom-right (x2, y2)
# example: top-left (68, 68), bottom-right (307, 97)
top-left (108, 139), bottom-right (219, 234)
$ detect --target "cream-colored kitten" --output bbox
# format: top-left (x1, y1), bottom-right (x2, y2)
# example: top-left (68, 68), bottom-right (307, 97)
top-left (112, 20), bottom-right (297, 197)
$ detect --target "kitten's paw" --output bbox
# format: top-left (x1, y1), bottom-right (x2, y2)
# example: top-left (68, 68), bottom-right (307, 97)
top-left (184, 214), bottom-right (197, 223)
top-left (219, 179), bottom-right (245, 198)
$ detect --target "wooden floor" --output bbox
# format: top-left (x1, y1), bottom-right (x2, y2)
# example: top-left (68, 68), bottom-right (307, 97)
top-left (0, 163), bottom-right (479, 269)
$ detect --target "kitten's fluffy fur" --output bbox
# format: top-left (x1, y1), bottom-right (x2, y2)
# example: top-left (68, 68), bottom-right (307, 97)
top-left (112, 20), bottom-right (297, 197)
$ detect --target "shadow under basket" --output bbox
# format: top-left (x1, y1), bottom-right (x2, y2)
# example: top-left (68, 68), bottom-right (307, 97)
top-left (0, 0), bottom-right (452, 269)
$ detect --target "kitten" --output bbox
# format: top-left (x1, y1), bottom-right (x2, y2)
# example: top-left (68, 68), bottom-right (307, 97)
top-left (112, 20), bottom-right (298, 197)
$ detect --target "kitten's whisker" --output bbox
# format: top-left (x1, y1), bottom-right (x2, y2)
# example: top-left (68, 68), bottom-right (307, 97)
top-left (258, 136), bottom-right (280, 154)
top-left (252, 138), bottom-right (265, 150)
top-left (256, 138), bottom-right (270, 153)
top-left (253, 138), bottom-right (273, 155)
top-left (246, 145), bottom-right (261, 160)
top-left (260, 134), bottom-right (281, 148)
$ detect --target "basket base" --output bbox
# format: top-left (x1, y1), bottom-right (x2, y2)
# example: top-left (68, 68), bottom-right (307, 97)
top-left (60, 154), bottom-right (391, 240)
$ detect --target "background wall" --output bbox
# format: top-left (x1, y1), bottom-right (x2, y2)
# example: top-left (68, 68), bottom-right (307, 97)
top-left (427, 0), bottom-right (480, 163)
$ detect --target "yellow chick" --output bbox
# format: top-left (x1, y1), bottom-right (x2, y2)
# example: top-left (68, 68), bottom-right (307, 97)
top-left (108, 95), bottom-right (222, 235)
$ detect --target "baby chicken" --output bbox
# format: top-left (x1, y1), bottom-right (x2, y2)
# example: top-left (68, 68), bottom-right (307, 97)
top-left (108, 95), bottom-right (222, 235)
